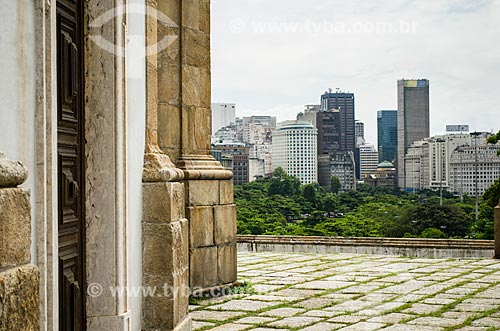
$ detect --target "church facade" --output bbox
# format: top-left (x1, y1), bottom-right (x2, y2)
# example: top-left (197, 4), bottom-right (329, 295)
top-left (0, 1), bottom-right (236, 330)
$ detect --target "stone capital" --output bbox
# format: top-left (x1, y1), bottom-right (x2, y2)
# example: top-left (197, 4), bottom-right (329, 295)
top-left (0, 153), bottom-right (28, 188)
top-left (176, 154), bottom-right (233, 180)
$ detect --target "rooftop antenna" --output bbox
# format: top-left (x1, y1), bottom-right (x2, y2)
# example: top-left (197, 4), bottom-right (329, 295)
top-left (336, 87), bottom-right (340, 93)
top-left (328, 88), bottom-right (332, 94)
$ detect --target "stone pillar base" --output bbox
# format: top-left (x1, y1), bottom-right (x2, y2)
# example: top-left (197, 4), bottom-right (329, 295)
top-left (494, 205), bottom-right (500, 259)
top-left (142, 181), bottom-right (190, 331)
top-left (0, 265), bottom-right (40, 330)
top-left (178, 156), bottom-right (237, 290)
top-left (173, 316), bottom-right (192, 331)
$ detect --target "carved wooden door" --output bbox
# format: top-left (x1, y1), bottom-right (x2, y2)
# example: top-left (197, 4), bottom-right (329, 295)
top-left (56, 0), bottom-right (86, 330)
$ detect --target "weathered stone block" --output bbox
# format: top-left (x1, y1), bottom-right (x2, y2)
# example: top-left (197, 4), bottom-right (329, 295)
top-left (143, 219), bottom-right (188, 281)
top-left (142, 294), bottom-right (175, 330)
top-left (185, 180), bottom-right (219, 206)
top-left (219, 180), bottom-right (234, 204)
top-left (143, 218), bottom-right (189, 330)
top-left (187, 206), bottom-right (214, 248)
top-left (157, 60), bottom-right (180, 104)
top-left (199, 0), bottom-right (210, 33)
top-left (181, 66), bottom-right (201, 108)
top-left (190, 247), bottom-right (217, 288)
top-left (143, 182), bottom-right (184, 222)
top-left (180, 105), bottom-right (211, 154)
top-left (181, 28), bottom-right (210, 69)
top-left (217, 244), bottom-right (237, 285)
top-left (158, 104), bottom-right (181, 156)
top-left (214, 205), bottom-right (237, 245)
top-left (199, 69), bottom-right (211, 110)
top-left (143, 223), bottom-right (173, 282)
top-left (181, 0), bottom-right (200, 30)
top-left (0, 188), bottom-right (31, 267)
top-left (157, 0), bottom-right (181, 25)
top-left (0, 264), bottom-right (40, 331)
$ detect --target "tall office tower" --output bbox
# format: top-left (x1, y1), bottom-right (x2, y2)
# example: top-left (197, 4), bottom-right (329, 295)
top-left (397, 79), bottom-right (430, 188)
top-left (272, 121), bottom-right (318, 184)
top-left (316, 110), bottom-right (341, 154)
top-left (320, 90), bottom-right (355, 152)
top-left (359, 144), bottom-right (379, 179)
top-left (355, 120), bottom-right (365, 146)
top-left (377, 110), bottom-right (398, 163)
top-left (211, 103), bottom-right (236, 135)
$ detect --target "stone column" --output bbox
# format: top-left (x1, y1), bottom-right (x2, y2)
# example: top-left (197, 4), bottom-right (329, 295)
top-left (154, 0), bottom-right (237, 290)
top-left (175, 0), bottom-right (237, 290)
top-left (0, 153), bottom-right (39, 330)
top-left (142, 1), bottom-right (191, 331)
top-left (495, 202), bottom-right (500, 259)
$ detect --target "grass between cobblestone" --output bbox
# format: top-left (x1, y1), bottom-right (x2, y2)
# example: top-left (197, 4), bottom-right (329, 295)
top-left (189, 252), bottom-right (500, 331)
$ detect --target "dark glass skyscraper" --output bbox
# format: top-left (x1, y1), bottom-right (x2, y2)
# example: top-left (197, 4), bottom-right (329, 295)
top-left (320, 91), bottom-right (355, 152)
top-left (377, 110), bottom-right (398, 163)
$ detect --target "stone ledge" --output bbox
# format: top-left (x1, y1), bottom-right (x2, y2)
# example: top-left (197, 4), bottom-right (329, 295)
top-left (0, 264), bottom-right (40, 331)
top-left (238, 235), bottom-right (495, 259)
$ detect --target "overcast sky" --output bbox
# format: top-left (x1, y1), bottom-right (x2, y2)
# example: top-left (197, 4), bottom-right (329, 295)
top-left (211, 0), bottom-right (500, 145)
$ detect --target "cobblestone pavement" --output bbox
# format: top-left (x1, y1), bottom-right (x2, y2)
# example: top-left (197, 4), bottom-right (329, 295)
top-left (189, 252), bottom-right (500, 331)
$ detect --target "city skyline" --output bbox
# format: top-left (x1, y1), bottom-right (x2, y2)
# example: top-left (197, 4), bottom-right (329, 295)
top-left (211, 0), bottom-right (500, 145)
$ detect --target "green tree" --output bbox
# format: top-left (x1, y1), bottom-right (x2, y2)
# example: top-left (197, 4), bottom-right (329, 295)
top-left (420, 228), bottom-right (448, 239)
top-left (268, 167), bottom-right (301, 197)
top-left (404, 204), bottom-right (470, 238)
top-left (303, 183), bottom-right (319, 205)
top-left (487, 130), bottom-right (500, 155)
top-left (330, 176), bottom-right (341, 194)
top-left (483, 176), bottom-right (500, 208)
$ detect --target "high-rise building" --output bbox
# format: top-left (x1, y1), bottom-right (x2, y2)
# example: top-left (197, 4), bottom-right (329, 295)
top-left (320, 90), bottom-right (355, 152)
top-left (211, 103), bottom-right (236, 135)
top-left (359, 144), bottom-right (379, 179)
top-left (397, 79), bottom-right (430, 187)
top-left (316, 110), bottom-right (341, 155)
top-left (355, 120), bottom-right (365, 147)
top-left (377, 110), bottom-right (398, 163)
top-left (272, 120), bottom-right (318, 184)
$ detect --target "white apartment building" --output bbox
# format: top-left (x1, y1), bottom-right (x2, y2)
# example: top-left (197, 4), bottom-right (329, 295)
top-left (359, 144), bottom-right (379, 179)
top-left (243, 122), bottom-right (273, 145)
top-left (405, 140), bottom-right (425, 191)
top-left (211, 103), bottom-right (236, 135)
top-left (272, 121), bottom-right (318, 184)
top-left (404, 133), bottom-right (500, 194)
top-left (450, 144), bottom-right (500, 196)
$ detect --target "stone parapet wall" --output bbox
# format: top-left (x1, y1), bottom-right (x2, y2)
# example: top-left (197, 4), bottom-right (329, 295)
top-left (0, 153), bottom-right (40, 331)
top-left (238, 235), bottom-right (495, 259)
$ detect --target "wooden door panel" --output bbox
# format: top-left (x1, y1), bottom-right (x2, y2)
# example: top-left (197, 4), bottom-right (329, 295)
top-left (57, 0), bottom-right (85, 330)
